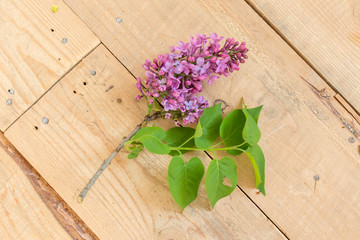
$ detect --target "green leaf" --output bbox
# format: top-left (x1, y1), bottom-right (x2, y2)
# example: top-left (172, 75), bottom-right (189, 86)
top-left (128, 145), bottom-right (144, 159)
top-left (142, 138), bottom-right (170, 154)
top-left (246, 105), bottom-right (263, 124)
top-left (195, 104), bottom-right (222, 149)
top-left (219, 109), bottom-right (247, 155)
top-left (168, 156), bottom-right (205, 210)
top-left (164, 127), bottom-right (195, 156)
top-left (194, 123), bottom-right (203, 138)
top-left (132, 127), bottom-right (165, 141)
top-left (205, 157), bottom-right (238, 208)
top-left (219, 108), bottom-right (261, 154)
top-left (242, 108), bottom-right (261, 146)
top-left (246, 145), bottom-right (266, 195)
top-left (132, 127), bottom-right (170, 154)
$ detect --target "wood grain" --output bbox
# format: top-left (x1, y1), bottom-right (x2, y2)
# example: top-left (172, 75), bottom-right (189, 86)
top-left (5, 45), bottom-right (285, 240)
top-left (0, 132), bottom-right (99, 240)
top-left (245, 0), bottom-right (360, 113)
top-left (0, 143), bottom-right (71, 239)
top-left (0, 0), bottom-right (99, 131)
top-left (61, 0), bottom-right (360, 238)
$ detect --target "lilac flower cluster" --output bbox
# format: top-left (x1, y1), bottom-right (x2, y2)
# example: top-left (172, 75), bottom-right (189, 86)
top-left (136, 33), bottom-right (248, 124)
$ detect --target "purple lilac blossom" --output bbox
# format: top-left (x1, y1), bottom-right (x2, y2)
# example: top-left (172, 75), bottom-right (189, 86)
top-left (136, 33), bottom-right (248, 124)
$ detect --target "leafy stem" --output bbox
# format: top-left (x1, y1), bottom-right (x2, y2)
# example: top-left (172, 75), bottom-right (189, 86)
top-left (170, 144), bottom-right (246, 153)
top-left (121, 101), bottom-right (266, 210)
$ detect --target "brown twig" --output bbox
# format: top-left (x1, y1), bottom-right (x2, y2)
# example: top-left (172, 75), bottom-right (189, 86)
top-left (78, 113), bottom-right (160, 203)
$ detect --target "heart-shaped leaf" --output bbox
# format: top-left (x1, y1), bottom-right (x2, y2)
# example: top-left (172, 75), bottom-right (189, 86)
top-left (219, 107), bottom-right (261, 154)
top-left (194, 104), bottom-right (222, 149)
top-left (246, 105), bottom-right (263, 124)
top-left (195, 103), bottom-right (222, 149)
top-left (132, 127), bottom-right (170, 154)
top-left (242, 108), bottom-right (261, 146)
top-left (168, 156), bottom-right (205, 210)
top-left (246, 145), bottom-right (266, 195)
top-left (132, 127), bottom-right (166, 140)
top-left (219, 109), bottom-right (247, 155)
top-left (164, 127), bottom-right (195, 156)
top-left (205, 157), bottom-right (237, 208)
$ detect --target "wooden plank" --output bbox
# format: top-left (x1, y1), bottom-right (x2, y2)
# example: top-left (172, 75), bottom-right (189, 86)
top-left (5, 45), bottom-right (285, 239)
top-left (61, 0), bottom-right (360, 238)
top-left (0, 145), bottom-right (72, 239)
top-left (244, 0), bottom-right (360, 113)
top-left (0, 132), bottom-right (99, 240)
top-left (0, 0), bottom-right (99, 131)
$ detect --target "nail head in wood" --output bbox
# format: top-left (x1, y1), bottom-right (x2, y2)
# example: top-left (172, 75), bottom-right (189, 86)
top-left (6, 99), bottom-right (12, 105)
top-left (116, 17), bottom-right (122, 23)
top-left (348, 137), bottom-right (355, 143)
top-left (42, 117), bottom-right (49, 124)
top-left (8, 89), bottom-right (15, 95)
top-left (313, 175), bottom-right (319, 181)
top-left (61, 38), bottom-right (68, 44)
top-left (90, 70), bottom-right (96, 76)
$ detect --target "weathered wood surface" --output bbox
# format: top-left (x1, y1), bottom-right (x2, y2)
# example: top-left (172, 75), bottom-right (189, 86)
top-left (245, 0), bottom-right (360, 113)
top-left (0, 132), bottom-right (99, 240)
top-left (59, 0), bottom-right (360, 239)
top-left (5, 45), bottom-right (285, 240)
top-left (0, 0), bottom-right (99, 131)
top-left (0, 144), bottom-right (71, 239)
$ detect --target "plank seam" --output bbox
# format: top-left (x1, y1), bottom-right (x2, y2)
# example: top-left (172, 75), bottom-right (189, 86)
top-left (59, 1), bottom-right (138, 81)
top-left (243, 0), bottom-right (360, 118)
top-left (3, 42), bottom-right (101, 132)
top-left (334, 94), bottom-right (360, 126)
top-left (237, 186), bottom-right (290, 239)
top-left (0, 132), bottom-right (99, 240)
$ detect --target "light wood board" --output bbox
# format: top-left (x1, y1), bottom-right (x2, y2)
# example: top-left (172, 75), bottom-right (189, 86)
top-left (245, 0), bottom-right (360, 113)
top-left (0, 147), bottom-right (71, 240)
top-left (5, 45), bottom-right (285, 240)
top-left (0, 0), bottom-right (99, 131)
top-left (0, 132), bottom-right (99, 240)
top-left (61, 0), bottom-right (360, 238)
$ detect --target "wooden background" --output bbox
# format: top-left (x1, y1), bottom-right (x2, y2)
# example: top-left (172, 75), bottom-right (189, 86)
top-left (1, 0), bottom-right (359, 239)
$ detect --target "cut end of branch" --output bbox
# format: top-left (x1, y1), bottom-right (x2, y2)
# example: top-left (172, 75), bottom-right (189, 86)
top-left (77, 195), bottom-right (84, 203)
